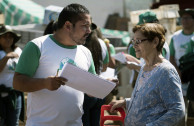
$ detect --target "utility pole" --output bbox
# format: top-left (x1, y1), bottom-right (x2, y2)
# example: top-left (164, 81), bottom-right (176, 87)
top-left (123, 0), bottom-right (126, 17)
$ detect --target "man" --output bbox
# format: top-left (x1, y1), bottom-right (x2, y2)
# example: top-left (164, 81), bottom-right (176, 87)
top-left (169, 8), bottom-right (194, 119)
top-left (169, 8), bottom-right (194, 78)
top-left (13, 4), bottom-right (95, 126)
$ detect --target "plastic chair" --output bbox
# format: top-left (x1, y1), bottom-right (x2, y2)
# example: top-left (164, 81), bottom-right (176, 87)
top-left (100, 105), bottom-right (126, 126)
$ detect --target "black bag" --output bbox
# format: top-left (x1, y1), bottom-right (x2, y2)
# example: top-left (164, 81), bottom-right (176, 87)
top-left (179, 53), bottom-right (194, 83)
top-left (179, 53), bottom-right (194, 100)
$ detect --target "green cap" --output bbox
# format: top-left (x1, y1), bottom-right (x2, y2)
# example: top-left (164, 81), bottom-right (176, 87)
top-left (137, 11), bottom-right (158, 25)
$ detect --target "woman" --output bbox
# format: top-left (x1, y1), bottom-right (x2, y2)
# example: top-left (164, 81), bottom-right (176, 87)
top-left (109, 23), bottom-right (185, 126)
top-left (124, 11), bottom-right (170, 88)
top-left (43, 20), bottom-right (57, 35)
top-left (82, 27), bottom-right (109, 126)
top-left (0, 25), bottom-right (24, 126)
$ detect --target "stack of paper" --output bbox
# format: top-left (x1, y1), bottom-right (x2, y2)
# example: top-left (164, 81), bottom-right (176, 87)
top-left (59, 63), bottom-right (116, 99)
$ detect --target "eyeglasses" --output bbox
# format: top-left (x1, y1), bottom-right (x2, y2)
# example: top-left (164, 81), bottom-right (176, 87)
top-left (131, 39), bottom-right (149, 45)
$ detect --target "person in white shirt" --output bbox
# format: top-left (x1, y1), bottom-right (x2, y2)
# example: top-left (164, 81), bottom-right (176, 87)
top-left (169, 8), bottom-right (194, 118)
top-left (0, 24), bottom-right (24, 126)
top-left (13, 4), bottom-right (96, 126)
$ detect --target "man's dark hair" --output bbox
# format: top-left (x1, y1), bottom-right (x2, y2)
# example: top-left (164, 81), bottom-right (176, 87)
top-left (57, 3), bottom-right (90, 29)
top-left (179, 8), bottom-right (194, 19)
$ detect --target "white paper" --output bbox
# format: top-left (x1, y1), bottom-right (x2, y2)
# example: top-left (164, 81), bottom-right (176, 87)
top-left (100, 67), bottom-right (117, 79)
top-left (112, 52), bottom-right (127, 63)
top-left (126, 61), bottom-right (140, 66)
top-left (59, 63), bottom-right (116, 99)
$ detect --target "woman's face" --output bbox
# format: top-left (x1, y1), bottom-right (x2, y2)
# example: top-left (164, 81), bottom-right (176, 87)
top-left (133, 30), bottom-right (154, 59)
top-left (0, 32), bottom-right (14, 49)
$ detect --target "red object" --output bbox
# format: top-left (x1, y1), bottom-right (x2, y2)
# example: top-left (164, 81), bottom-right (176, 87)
top-left (100, 105), bottom-right (126, 126)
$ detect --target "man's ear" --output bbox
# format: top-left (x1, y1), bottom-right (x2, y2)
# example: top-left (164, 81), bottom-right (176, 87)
top-left (63, 21), bottom-right (72, 31)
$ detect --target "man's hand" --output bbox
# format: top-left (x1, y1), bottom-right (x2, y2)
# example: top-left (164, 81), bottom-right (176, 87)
top-left (107, 78), bottom-right (119, 86)
top-left (44, 76), bottom-right (68, 91)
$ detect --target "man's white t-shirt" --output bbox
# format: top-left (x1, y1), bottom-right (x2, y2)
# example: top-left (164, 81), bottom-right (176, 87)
top-left (170, 30), bottom-right (194, 66)
top-left (15, 35), bottom-right (96, 126)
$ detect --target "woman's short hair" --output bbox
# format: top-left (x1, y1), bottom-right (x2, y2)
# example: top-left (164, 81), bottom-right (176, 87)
top-left (132, 23), bottom-right (166, 52)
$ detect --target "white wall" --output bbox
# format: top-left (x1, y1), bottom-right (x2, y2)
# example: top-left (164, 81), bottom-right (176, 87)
top-left (125, 0), bottom-right (153, 12)
top-left (31, 0), bottom-right (124, 28)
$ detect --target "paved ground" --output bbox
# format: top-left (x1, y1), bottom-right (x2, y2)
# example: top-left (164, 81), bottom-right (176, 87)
top-left (19, 93), bottom-right (194, 126)
top-left (19, 94), bottom-right (124, 126)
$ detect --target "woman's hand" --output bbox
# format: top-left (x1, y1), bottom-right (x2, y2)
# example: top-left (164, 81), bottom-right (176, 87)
top-left (123, 53), bottom-right (140, 64)
top-left (109, 99), bottom-right (126, 113)
top-left (126, 63), bottom-right (141, 71)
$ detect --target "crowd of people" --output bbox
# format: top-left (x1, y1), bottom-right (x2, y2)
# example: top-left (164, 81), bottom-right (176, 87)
top-left (0, 2), bottom-right (193, 126)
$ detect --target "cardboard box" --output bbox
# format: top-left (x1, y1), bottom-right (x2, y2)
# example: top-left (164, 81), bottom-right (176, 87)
top-left (0, 13), bottom-right (5, 24)
top-left (129, 9), bottom-right (150, 25)
top-left (43, 5), bottom-right (63, 25)
top-left (115, 17), bottom-right (130, 31)
top-left (129, 4), bottom-right (179, 25)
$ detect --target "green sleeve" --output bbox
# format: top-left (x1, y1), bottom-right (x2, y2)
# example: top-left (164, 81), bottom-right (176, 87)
top-left (129, 46), bottom-right (136, 57)
top-left (169, 38), bottom-right (175, 56)
top-left (15, 42), bottom-right (40, 77)
top-left (186, 38), bottom-right (194, 54)
top-left (88, 59), bottom-right (96, 75)
top-left (109, 44), bottom-right (116, 55)
top-left (162, 48), bottom-right (166, 57)
top-left (103, 50), bottom-right (109, 64)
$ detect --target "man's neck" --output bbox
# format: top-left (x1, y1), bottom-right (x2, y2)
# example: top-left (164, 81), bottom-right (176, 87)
top-left (53, 30), bottom-right (76, 46)
top-left (183, 27), bottom-right (194, 35)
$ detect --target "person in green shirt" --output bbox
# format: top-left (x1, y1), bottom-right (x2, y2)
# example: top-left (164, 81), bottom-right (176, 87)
top-left (185, 36), bottom-right (194, 54)
top-left (169, 8), bottom-right (194, 118)
top-left (169, 8), bottom-right (194, 78)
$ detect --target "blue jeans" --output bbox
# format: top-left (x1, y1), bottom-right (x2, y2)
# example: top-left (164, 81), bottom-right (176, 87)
top-left (82, 94), bottom-right (105, 126)
top-left (0, 92), bottom-right (22, 126)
